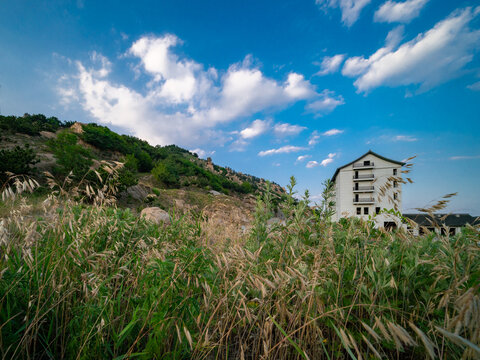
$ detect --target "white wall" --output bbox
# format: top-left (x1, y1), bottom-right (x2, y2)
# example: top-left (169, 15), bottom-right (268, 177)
top-left (332, 153), bottom-right (403, 227)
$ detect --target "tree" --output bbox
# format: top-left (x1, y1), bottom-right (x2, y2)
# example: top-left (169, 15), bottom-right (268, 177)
top-left (48, 132), bottom-right (93, 180)
top-left (0, 144), bottom-right (38, 183)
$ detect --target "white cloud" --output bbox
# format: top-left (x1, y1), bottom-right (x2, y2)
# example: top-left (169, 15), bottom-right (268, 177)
top-left (190, 148), bottom-right (215, 159)
top-left (258, 145), bottom-right (306, 157)
top-left (315, 54), bottom-right (346, 75)
top-left (394, 135), bottom-right (418, 142)
top-left (59, 34), bottom-right (322, 147)
top-left (342, 7), bottom-right (480, 92)
top-left (240, 119), bottom-right (270, 139)
top-left (308, 128), bottom-right (344, 146)
top-left (374, 0), bottom-right (429, 23)
top-left (323, 128), bottom-right (344, 136)
top-left (306, 153), bottom-right (337, 168)
top-left (316, 0), bottom-right (372, 26)
top-left (306, 90), bottom-right (345, 116)
top-left (321, 153), bottom-right (337, 166)
top-left (467, 81), bottom-right (480, 91)
top-left (296, 154), bottom-right (311, 162)
top-left (273, 123), bottom-right (306, 136)
top-left (308, 131), bottom-right (321, 146)
top-left (449, 155), bottom-right (480, 160)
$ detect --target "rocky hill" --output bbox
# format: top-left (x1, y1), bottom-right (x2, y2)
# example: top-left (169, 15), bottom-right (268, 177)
top-left (0, 113), bottom-right (286, 241)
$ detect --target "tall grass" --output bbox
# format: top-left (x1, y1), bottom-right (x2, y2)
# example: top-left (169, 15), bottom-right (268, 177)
top-left (0, 175), bottom-right (479, 359)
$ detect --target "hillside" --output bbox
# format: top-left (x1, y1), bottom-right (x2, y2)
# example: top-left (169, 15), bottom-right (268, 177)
top-left (0, 113), bottom-right (285, 208)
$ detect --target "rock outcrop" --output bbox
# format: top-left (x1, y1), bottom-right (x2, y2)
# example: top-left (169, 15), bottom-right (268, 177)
top-left (140, 207), bottom-right (170, 225)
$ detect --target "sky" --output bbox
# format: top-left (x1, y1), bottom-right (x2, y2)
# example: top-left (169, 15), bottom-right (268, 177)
top-left (1, 0), bottom-right (480, 214)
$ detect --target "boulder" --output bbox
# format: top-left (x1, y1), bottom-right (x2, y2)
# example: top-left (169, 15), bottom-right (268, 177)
top-left (127, 185), bottom-right (149, 201)
top-left (209, 190), bottom-right (221, 196)
top-left (39, 131), bottom-right (56, 139)
top-left (140, 207), bottom-right (170, 225)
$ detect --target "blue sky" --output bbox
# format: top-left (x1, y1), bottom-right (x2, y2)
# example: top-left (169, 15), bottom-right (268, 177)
top-left (1, 0), bottom-right (480, 213)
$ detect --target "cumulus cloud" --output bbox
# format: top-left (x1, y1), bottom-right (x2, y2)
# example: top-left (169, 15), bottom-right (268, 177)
top-left (190, 148), bottom-right (215, 159)
top-left (342, 7), bottom-right (480, 92)
top-left (273, 123), bottom-right (306, 136)
top-left (315, 54), bottom-right (346, 75)
top-left (394, 135), bottom-right (418, 142)
top-left (308, 129), bottom-right (344, 146)
top-left (323, 128), bottom-right (344, 136)
top-left (306, 153), bottom-right (337, 168)
top-left (316, 0), bottom-right (372, 26)
top-left (258, 145), bottom-right (306, 157)
top-left (306, 90), bottom-right (345, 116)
top-left (374, 0), bottom-right (429, 23)
top-left (59, 34), bottom-right (325, 147)
top-left (240, 119), bottom-right (270, 139)
top-left (296, 154), bottom-right (311, 163)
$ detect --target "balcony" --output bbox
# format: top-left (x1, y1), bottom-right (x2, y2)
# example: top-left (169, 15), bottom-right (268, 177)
top-left (353, 174), bottom-right (374, 181)
top-left (353, 185), bottom-right (374, 192)
top-left (353, 197), bottom-right (375, 204)
top-left (353, 162), bottom-right (374, 169)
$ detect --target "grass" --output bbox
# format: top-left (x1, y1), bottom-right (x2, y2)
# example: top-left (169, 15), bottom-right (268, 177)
top-left (0, 176), bottom-right (479, 359)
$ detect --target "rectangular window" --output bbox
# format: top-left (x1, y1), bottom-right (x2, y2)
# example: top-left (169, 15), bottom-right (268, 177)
top-left (364, 207), bottom-right (369, 215)
top-left (375, 207), bottom-right (380, 214)
top-left (394, 193), bottom-right (398, 200)
top-left (393, 168), bottom-right (397, 175)
top-left (364, 160), bottom-right (370, 166)
top-left (394, 181), bottom-right (398, 188)
top-left (356, 207), bottom-right (361, 215)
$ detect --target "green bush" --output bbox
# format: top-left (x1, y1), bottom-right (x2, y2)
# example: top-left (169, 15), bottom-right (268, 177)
top-left (81, 123), bottom-right (130, 153)
top-left (0, 144), bottom-right (38, 183)
top-left (0, 114), bottom-right (71, 135)
top-left (48, 131), bottom-right (93, 180)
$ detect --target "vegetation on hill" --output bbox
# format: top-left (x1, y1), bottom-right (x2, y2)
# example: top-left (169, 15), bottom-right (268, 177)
top-left (0, 113), bottom-right (73, 135)
top-left (0, 115), bottom-right (282, 199)
top-left (0, 176), bottom-right (478, 359)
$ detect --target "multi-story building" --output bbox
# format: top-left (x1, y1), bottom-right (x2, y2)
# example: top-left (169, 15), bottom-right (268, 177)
top-left (331, 150), bottom-right (404, 229)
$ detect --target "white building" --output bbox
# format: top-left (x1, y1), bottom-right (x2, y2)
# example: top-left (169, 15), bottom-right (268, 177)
top-left (331, 150), bottom-right (404, 229)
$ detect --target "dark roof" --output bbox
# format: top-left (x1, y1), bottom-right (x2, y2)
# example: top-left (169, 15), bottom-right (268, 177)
top-left (404, 213), bottom-right (480, 227)
top-left (331, 150), bottom-right (405, 182)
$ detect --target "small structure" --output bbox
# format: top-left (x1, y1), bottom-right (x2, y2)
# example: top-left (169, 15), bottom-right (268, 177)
top-left (403, 213), bottom-right (479, 236)
top-left (331, 150), bottom-right (404, 229)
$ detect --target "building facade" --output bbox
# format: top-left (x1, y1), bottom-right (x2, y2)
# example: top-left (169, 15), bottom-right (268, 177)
top-left (331, 151), bottom-right (404, 229)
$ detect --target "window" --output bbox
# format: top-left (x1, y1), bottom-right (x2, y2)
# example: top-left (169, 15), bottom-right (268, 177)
top-left (393, 168), bottom-right (397, 175)
top-left (375, 207), bottom-right (380, 214)
top-left (364, 160), bottom-right (370, 166)
top-left (393, 181), bottom-right (398, 188)
top-left (356, 207), bottom-right (361, 215)
top-left (394, 193), bottom-right (398, 200)
top-left (364, 207), bottom-right (369, 215)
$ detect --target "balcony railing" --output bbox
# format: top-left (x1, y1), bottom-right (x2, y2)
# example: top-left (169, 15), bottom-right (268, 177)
top-left (353, 174), bottom-right (374, 180)
top-left (353, 185), bottom-right (374, 191)
top-left (353, 197), bottom-right (375, 203)
top-left (353, 162), bottom-right (374, 169)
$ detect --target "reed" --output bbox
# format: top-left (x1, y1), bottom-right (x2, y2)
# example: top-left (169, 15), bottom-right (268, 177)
top-left (0, 174), bottom-right (478, 359)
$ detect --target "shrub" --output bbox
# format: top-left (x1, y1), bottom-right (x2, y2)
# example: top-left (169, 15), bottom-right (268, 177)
top-left (152, 161), bottom-right (179, 187)
top-left (0, 114), bottom-right (70, 135)
top-left (0, 144), bottom-right (38, 183)
top-left (48, 131), bottom-right (93, 180)
top-left (81, 123), bottom-right (129, 153)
